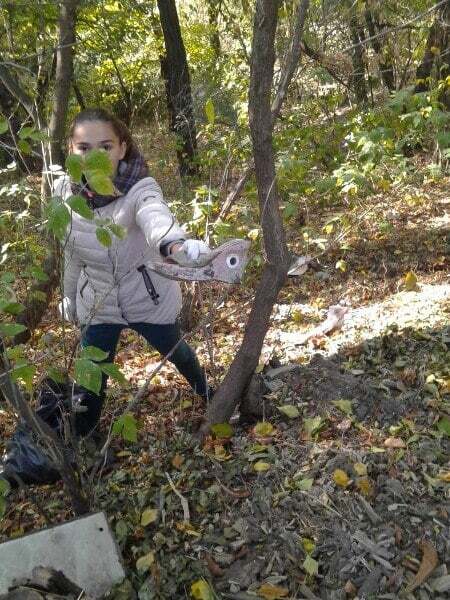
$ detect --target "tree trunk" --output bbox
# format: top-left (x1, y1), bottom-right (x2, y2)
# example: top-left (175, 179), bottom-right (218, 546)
top-left (415, 1), bottom-right (449, 101)
top-left (364, 4), bottom-right (395, 91)
top-left (207, 0), bottom-right (221, 57)
top-left (14, 242), bottom-right (60, 345)
top-left (204, 0), bottom-right (292, 427)
top-left (156, 0), bottom-right (198, 177)
top-left (349, 11), bottom-right (368, 105)
top-left (48, 0), bottom-right (78, 168)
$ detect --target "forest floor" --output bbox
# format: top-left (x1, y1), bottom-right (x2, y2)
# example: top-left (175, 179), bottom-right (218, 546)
top-left (0, 171), bottom-right (449, 600)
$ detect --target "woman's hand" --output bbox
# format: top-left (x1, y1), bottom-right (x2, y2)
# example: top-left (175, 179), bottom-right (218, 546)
top-left (171, 239), bottom-right (210, 260)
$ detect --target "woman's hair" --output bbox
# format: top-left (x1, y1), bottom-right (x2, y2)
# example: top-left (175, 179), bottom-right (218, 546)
top-left (68, 108), bottom-right (137, 161)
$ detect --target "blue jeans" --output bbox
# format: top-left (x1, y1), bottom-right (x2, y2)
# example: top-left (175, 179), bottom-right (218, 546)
top-left (76, 322), bottom-right (207, 436)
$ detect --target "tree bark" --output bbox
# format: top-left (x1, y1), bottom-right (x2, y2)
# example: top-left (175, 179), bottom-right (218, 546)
top-left (204, 0), bottom-right (292, 427)
top-left (349, 10), bottom-right (368, 105)
top-left (207, 0), bottom-right (221, 57)
top-left (364, 4), bottom-right (395, 91)
top-left (156, 0), bottom-right (198, 177)
top-left (48, 0), bottom-right (78, 168)
top-left (415, 1), bottom-right (449, 100)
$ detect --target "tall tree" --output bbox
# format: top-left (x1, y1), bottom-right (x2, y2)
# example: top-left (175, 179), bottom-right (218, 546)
top-left (156, 0), bottom-right (198, 177)
top-left (364, 1), bottom-right (395, 91)
top-left (415, 0), bottom-right (450, 106)
top-left (48, 0), bottom-right (78, 168)
top-left (348, 5), bottom-right (368, 105)
top-left (203, 0), bottom-right (310, 429)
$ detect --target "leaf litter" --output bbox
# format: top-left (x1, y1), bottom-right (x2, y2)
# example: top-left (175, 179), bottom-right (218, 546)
top-left (1, 180), bottom-right (449, 599)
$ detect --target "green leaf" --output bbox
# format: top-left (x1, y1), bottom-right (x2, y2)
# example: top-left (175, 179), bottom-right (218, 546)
top-left (65, 154), bottom-right (84, 183)
top-left (437, 416), bottom-right (450, 437)
top-left (45, 199), bottom-right (71, 240)
top-left (112, 413), bottom-right (138, 443)
top-left (211, 422), bottom-right (234, 438)
top-left (96, 227), bottom-right (112, 247)
top-left (47, 367), bottom-right (66, 384)
top-left (84, 149), bottom-right (114, 177)
top-left (141, 508), bottom-right (158, 526)
top-left (18, 126), bottom-right (35, 140)
top-left (28, 266), bottom-right (49, 282)
top-left (303, 416), bottom-right (324, 439)
top-left (74, 358), bottom-right (102, 394)
top-left (277, 405), bottom-right (300, 419)
top-left (303, 554), bottom-right (319, 576)
top-left (1, 272), bottom-right (15, 284)
top-left (100, 362), bottom-right (127, 384)
top-left (0, 496), bottom-right (6, 519)
top-left (80, 345), bottom-right (109, 361)
top-left (332, 399), bottom-right (353, 415)
top-left (295, 478), bottom-right (314, 491)
top-left (86, 170), bottom-right (115, 195)
top-left (136, 551), bottom-right (155, 572)
top-left (108, 223), bottom-right (127, 239)
top-left (0, 301), bottom-right (25, 315)
top-left (17, 139), bottom-right (31, 155)
top-left (11, 364), bottom-right (36, 391)
top-left (0, 478), bottom-right (10, 496)
top-left (0, 323), bottom-right (27, 337)
top-left (205, 98), bottom-right (215, 125)
top-left (67, 194), bottom-right (94, 220)
top-left (0, 120), bottom-right (8, 135)
top-left (437, 131), bottom-right (450, 149)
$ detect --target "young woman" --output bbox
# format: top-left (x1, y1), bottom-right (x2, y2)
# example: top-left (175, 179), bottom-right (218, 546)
top-left (55, 108), bottom-right (211, 436)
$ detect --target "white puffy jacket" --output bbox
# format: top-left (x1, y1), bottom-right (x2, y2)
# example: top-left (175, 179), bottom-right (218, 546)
top-left (54, 176), bottom-right (186, 326)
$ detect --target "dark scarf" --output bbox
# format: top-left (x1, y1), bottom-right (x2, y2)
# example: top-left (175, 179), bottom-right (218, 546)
top-left (71, 148), bottom-right (149, 209)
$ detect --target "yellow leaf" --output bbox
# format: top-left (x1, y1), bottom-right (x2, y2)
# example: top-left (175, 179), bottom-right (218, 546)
top-left (254, 461), bottom-right (271, 472)
top-left (191, 579), bottom-right (214, 600)
top-left (353, 462), bottom-right (367, 476)
top-left (258, 583), bottom-right (289, 599)
top-left (136, 551), bottom-right (155, 572)
top-left (430, 46), bottom-right (440, 55)
top-left (356, 477), bottom-right (373, 496)
top-left (254, 422), bottom-right (275, 436)
top-left (384, 436), bottom-right (406, 449)
top-left (403, 271), bottom-right (419, 291)
top-left (213, 444), bottom-right (232, 461)
top-left (335, 259), bottom-right (347, 272)
top-left (172, 453), bottom-right (184, 469)
top-left (437, 471), bottom-right (450, 482)
top-left (302, 537), bottom-right (316, 554)
top-left (333, 469), bottom-right (350, 488)
top-left (141, 508), bottom-right (158, 526)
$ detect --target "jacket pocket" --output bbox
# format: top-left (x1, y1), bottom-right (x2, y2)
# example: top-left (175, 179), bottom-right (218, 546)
top-left (137, 265), bottom-right (160, 305)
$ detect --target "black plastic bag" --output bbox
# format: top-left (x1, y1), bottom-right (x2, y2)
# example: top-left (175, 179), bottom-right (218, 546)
top-left (0, 379), bottom-right (82, 486)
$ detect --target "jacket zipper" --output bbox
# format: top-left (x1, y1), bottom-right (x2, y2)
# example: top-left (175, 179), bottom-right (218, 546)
top-left (80, 265), bottom-right (88, 298)
top-left (137, 265), bottom-right (160, 305)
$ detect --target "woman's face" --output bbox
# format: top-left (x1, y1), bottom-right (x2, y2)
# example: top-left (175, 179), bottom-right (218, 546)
top-left (70, 120), bottom-right (127, 176)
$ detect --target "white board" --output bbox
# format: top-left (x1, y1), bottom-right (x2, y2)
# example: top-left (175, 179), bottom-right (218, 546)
top-left (0, 511), bottom-right (125, 598)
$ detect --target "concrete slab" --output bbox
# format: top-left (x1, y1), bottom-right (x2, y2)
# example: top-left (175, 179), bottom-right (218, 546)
top-left (0, 512), bottom-right (125, 598)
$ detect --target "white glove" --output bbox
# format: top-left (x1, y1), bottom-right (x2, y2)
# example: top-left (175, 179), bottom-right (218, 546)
top-left (58, 297), bottom-right (76, 323)
top-left (179, 239), bottom-right (210, 261)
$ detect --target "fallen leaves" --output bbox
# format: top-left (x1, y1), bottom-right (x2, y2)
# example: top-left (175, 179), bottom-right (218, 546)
top-left (136, 551), bottom-right (155, 572)
top-left (384, 436), bottom-right (406, 449)
top-left (258, 583), bottom-right (289, 599)
top-left (141, 508), bottom-right (158, 526)
top-left (191, 579), bottom-right (214, 600)
top-left (333, 469), bottom-right (350, 488)
top-left (405, 541), bottom-right (438, 593)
